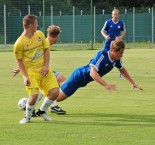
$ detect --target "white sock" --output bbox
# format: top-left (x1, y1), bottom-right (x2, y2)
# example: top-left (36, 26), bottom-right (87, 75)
top-left (35, 91), bottom-right (43, 106)
top-left (25, 103), bottom-right (35, 119)
top-left (50, 100), bottom-right (58, 107)
top-left (40, 97), bottom-right (53, 111)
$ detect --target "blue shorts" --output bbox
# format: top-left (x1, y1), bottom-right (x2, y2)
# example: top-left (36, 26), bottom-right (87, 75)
top-left (53, 71), bottom-right (60, 78)
top-left (60, 67), bottom-right (89, 97)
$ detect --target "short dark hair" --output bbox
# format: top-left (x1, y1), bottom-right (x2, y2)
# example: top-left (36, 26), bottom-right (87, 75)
top-left (23, 14), bottom-right (37, 29)
top-left (47, 25), bottom-right (61, 37)
top-left (110, 40), bottom-right (125, 52)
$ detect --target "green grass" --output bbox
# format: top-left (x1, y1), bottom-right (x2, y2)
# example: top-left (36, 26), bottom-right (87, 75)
top-left (0, 42), bottom-right (155, 51)
top-left (0, 48), bottom-right (155, 145)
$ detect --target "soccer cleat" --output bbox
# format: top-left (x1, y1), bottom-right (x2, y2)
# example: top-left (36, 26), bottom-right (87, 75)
top-left (24, 110), bottom-right (37, 117)
top-left (31, 110), bottom-right (37, 117)
top-left (19, 117), bottom-right (30, 124)
top-left (35, 109), bottom-right (52, 121)
top-left (49, 105), bottom-right (66, 115)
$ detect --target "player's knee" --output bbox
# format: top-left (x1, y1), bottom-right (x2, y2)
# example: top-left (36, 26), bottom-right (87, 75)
top-left (56, 91), bottom-right (68, 102)
top-left (48, 88), bottom-right (59, 100)
top-left (28, 95), bottom-right (38, 105)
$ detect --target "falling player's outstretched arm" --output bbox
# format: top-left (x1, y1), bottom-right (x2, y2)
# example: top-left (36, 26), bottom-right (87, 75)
top-left (119, 67), bottom-right (143, 90)
top-left (90, 65), bottom-right (116, 91)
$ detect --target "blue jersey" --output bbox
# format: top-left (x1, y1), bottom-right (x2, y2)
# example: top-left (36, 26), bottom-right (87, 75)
top-left (102, 19), bottom-right (126, 42)
top-left (60, 50), bottom-right (123, 96)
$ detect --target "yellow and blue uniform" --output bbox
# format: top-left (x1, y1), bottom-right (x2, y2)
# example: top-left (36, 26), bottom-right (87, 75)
top-left (14, 30), bottom-right (58, 96)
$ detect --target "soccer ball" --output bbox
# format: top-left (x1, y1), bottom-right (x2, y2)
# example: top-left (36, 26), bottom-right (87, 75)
top-left (18, 98), bottom-right (27, 110)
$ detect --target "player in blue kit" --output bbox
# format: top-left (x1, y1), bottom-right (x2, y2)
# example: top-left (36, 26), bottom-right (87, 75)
top-left (101, 9), bottom-right (126, 52)
top-left (55, 40), bottom-right (142, 102)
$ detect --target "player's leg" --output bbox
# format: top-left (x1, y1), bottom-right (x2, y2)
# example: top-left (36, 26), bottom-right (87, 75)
top-left (56, 68), bottom-right (85, 102)
top-left (57, 73), bottom-right (66, 85)
top-left (31, 91), bottom-right (43, 117)
top-left (35, 71), bottom-right (59, 121)
top-left (49, 72), bottom-right (66, 114)
top-left (56, 90), bottom-right (68, 102)
top-left (19, 88), bottom-right (39, 124)
top-left (36, 88), bottom-right (59, 121)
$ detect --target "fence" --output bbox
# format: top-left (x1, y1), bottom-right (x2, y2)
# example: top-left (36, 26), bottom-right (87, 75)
top-left (0, 4), bottom-right (155, 45)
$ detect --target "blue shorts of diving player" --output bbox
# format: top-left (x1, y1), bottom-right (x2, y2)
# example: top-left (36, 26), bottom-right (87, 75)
top-left (60, 67), bottom-right (92, 97)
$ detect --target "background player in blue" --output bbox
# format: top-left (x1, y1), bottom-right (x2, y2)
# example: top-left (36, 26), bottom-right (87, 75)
top-left (101, 9), bottom-right (126, 52)
top-left (55, 40), bottom-right (142, 102)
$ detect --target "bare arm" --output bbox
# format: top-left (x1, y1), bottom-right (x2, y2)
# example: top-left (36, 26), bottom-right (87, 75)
top-left (90, 65), bottom-right (116, 91)
top-left (120, 31), bottom-right (126, 38)
top-left (16, 59), bottom-right (30, 86)
top-left (116, 31), bottom-right (126, 40)
top-left (119, 67), bottom-right (143, 90)
top-left (101, 29), bottom-right (111, 40)
top-left (42, 48), bottom-right (50, 76)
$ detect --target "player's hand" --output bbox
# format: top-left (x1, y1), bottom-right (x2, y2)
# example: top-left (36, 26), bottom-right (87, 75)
top-left (24, 76), bottom-right (30, 86)
top-left (105, 84), bottom-right (116, 92)
top-left (12, 68), bottom-right (20, 76)
top-left (131, 83), bottom-right (143, 91)
top-left (105, 35), bottom-right (111, 40)
top-left (42, 66), bottom-right (49, 76)
top-left (116, 36), bottom-right (122, 41)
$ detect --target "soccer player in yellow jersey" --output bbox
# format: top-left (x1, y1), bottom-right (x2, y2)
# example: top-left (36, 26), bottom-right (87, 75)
top-left (13, 25), bottom-right (67, 115)
top-left (14, 15), bottom-right (59, 124)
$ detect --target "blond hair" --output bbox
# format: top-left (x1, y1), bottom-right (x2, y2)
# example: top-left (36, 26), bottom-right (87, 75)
top-left (112, 9), bottom-right (120, 14)
top-left (110, 40), bottom-right (125, 51)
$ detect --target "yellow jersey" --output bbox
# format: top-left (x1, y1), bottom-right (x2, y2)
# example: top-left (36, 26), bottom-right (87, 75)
top-left (14, 30), bottom-right (50, 74)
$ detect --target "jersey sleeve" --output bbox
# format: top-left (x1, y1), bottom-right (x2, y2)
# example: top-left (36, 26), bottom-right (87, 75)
top-left (89, 51), bottom-right (105, 71)
top-left (102, 21), bottom-right (108, 32)
top-left (13, 39), bottom-right (23, 59)
top-left (115, 59), bottom-right (123, 69)
top-left (121, 21), bottom-right (126, 31)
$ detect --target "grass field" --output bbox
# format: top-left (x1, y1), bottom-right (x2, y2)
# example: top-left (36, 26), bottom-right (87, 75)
top-left (0, 46), bottom-right (155, 145)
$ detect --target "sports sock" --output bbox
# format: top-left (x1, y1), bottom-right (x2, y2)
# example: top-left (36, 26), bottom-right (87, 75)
top-left (50, 100), bottom-right (58, 107)
top-left (25, 103), bottom-right (35, 119)
top-left (40, 97), bottom-right (53, 111)
top-left (35, 91), bottom-right (43, 105)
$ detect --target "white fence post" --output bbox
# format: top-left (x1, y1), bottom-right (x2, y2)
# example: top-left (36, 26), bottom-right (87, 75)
top-left (59, 11), bottom-right (62, 43)
top-left (94, 6), bottom-right (96, 43)
top-left (28, 5), bottom-right (30, 14)
top-left (102, 9), bottom-right (105, 15)
top-left (152, 7), bottom-right (154, 43)
top-left (51, 6), bottom-right (53, 25)
top-left (73, 6), bottom-right (75, 44)
top-left (4, 5), bottom-right (6, 45)
top-left (133, 7), bottom-right (135, 43)
top-left (39, 11), bottom-right (41, 16)
top-left (81, 10), bottom-right (83, 44)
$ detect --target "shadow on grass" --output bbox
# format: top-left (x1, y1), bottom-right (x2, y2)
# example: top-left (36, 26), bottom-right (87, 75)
top-left (52, 113), bottom-right (155, 127)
